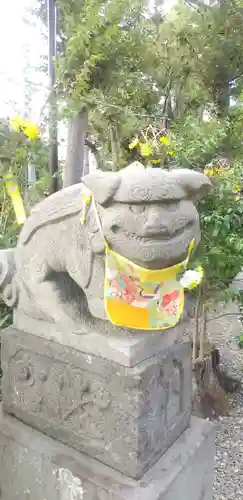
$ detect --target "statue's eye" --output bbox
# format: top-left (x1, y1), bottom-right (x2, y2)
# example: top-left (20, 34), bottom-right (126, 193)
top-left (111, 224), bottom-right (120, 234)
top-left (129, 205), bottom-right (146, 214)
top-left (166, 202), bottom-right (178, 212)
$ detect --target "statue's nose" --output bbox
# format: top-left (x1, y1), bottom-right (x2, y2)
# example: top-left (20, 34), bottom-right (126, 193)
top-left (141, 210), bottom-right (170, 237)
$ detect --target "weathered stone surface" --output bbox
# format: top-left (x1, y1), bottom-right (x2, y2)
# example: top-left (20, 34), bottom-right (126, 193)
top-left (0, 408), bottom-right (215, 500)
top-left (0, 164), bottom-right (211, 330)
top-left (1, 328), bottom-right (192, 478)
top-left (0, 249), bottom-right (17, 307)
top-left (13, 311), bottom-right (188, 366)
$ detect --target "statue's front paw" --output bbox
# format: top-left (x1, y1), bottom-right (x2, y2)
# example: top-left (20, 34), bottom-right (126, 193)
top-left (73, 329), bottom-right (87, 335)
top-left (56, 315), bottom-right (80, 332)
top-left (63, 318), bottom-right (88, 335)
top-left (87, 299), bottom-right (106, 321)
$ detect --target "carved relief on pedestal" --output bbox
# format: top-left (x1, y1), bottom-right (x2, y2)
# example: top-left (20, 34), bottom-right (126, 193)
top-left (8, 349), bottom-right (111, 441)
top-left (7, 348), bottom-right (186, 435)
top-left (2, 331), bottom-right (191, 478)
top-left (164, 359), bottom-right (184, 426)
top-left (143, 357), bottom-right (185, 453)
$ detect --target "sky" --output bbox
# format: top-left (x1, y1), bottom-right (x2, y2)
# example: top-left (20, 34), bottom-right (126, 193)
top-left (0, 0), bottom-right (176, 164)
top-left (0, 0), bottom-right (48, 121)
top-left (0, 0), bottom-right (177, 124)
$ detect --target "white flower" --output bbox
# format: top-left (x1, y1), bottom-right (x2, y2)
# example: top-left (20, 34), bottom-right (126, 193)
top-left (180, 268), bottom-right (203, 289)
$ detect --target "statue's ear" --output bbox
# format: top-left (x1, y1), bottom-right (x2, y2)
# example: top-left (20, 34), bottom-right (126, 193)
top-left (82, 171), bottom-right (120, 205)
top-left (170, 169), bottom-right (211, 202)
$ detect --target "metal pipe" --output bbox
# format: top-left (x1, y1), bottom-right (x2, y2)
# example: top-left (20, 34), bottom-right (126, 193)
top-left (48, 0), bottom-right (58, 193)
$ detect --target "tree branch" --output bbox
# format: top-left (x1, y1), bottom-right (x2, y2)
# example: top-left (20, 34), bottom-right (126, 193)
top-left (206, 312), bottom-right (241, 323)
top-left (185, 0), bottom-right (211, 9)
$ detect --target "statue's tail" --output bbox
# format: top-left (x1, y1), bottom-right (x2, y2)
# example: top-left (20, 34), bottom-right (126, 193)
top-left (0, 249), bottom-right (18, 308)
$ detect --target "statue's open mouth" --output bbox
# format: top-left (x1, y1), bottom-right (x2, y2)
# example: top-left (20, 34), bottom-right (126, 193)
top-left (123, 220), bottom-right (194, 242)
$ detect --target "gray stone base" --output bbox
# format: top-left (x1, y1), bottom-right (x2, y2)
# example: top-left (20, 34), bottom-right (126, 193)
top-left (1, 328), bottom-right (192, 478)
top-left (14, 311), bottom-right (188, 367)
top-left (0, 408), bottom-right (215, 500)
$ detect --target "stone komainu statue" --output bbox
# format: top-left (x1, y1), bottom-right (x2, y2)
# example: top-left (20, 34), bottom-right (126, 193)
top-left (0, 163), bottom-right (211, 331)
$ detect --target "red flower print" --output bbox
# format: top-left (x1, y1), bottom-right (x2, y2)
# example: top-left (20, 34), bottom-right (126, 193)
top-left (162, 290), bottom-right (180, 307)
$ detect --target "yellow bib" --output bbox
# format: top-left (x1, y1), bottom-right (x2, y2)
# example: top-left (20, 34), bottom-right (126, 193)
top-left (81, 189), bottom-right (203, 330)
top-left (104, 241), bottom-right (195, 330)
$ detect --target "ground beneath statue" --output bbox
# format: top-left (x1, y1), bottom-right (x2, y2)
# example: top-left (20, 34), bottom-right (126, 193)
top-left (207, 302), bottom-right (243, 499)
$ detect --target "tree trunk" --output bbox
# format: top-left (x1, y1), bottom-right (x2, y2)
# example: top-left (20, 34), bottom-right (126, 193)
top-left (83, 145), bottom-right (90, 177)
top-left (216, 80), bottom-right (231, 158)
top-left (109, 124), bottom-right (121, 171)
top-left (63, 111), bottom-right (88, 187)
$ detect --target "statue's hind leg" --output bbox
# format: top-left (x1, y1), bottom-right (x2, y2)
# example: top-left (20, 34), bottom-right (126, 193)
top-left (68, 255), bottom-right (106, 321)
top-left (28, 278), bottom-right (81, 329)
top-left (18, 256), bottom-right (80, 329)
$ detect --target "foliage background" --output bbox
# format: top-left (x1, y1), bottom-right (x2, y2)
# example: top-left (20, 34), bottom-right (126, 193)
top-left (0, 117), bottom-right (49, 326)
top-left (2, 0), bottom-right (243, 325)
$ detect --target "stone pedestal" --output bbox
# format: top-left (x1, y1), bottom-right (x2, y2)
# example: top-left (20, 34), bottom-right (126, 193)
top-left (0, 407), bottom-right (215, 500)
top-left (0, 321), bottom-right (215, 499)
top-left (1, 326), bottom-right (191, 479)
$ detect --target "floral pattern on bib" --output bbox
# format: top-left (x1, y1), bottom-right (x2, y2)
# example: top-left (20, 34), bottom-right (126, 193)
top-left (104, 248), bottom-right (186, 330)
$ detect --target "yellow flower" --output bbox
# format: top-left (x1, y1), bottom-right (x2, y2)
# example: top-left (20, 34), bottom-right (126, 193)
top-left (24, 120), bottom-right (40, 140)
top-left (9, 115), bottom-right (40, 140)
top-left (139, 143), bottom-right (152, 157)
top-left (214, 167), bottom-right (222, 176)
top-left (204, 165), bottom-right (224, 177)
top-left (160, 136), bottom-right (169, 145)
top-left (204, 168), bottom-right (215, 177)
top-left (168, 151), bottom-right (175, 156)
top-left (9, 115), bottom-right (26, 133)
top-left (234, 185), bottom-right (241, 192)
top-left (152, 159), bottom-right (160, 164)
top-left (128, 138), bottom-right (139, 150)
